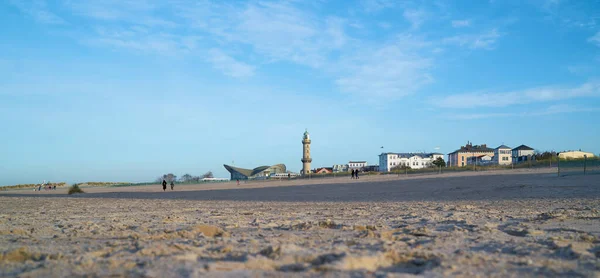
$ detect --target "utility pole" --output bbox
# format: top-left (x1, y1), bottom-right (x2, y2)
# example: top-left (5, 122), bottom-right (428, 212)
top-left (557, 153), bottom-right (560, 177)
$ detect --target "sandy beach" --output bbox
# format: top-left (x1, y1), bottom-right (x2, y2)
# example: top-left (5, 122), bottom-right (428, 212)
top-left (1, 169), bottom-right (599, 277)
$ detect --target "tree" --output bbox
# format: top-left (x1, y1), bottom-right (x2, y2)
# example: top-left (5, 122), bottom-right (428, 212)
top-left (391, 164), bottom-right (411, 171)
top-left (161, 173), bottom-right (177, 183)
top-left (432, 157), bottom-right (446, 168)
top-left (202, 171), bottom-right (214, 179)
top-left (181, 174), bottom-right (192, 182)
top-left (534, 151), bottom-right (556, 161)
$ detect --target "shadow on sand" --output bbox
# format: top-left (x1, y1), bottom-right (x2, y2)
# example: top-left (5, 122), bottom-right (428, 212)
top-left (2, 173), bottom-right (599, 202)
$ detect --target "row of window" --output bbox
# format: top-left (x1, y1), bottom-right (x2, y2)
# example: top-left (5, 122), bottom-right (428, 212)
top-left (390, 162), bottom-right (427, 166)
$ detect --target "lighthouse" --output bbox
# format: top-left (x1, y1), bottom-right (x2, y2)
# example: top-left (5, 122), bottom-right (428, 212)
top-left (301, 129), bottom-right (312, 175)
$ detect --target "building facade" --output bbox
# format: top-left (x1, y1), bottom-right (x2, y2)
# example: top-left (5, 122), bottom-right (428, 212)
top-left (332, 164), bottom-right (349, 173)
top-left (379, 153), bottom-right (444, 172)
top-left (467, 155), bottom-right (494, 165)
top-left (364, 165), bottom-right (380, 172)
top-left (447, 142), bottom-right (495, 167)
top-left (512, 145), bottom-right (535, 163)
top-left (348, 161), bottom-right (368, 170)
top-left (314, 167), bottom-right (333, 174)
top-left (559, 150), bottom-right (596, 159)
top-left (301, 130), bottom-right (312, 175)
top-left (223, 164), bottom-right (287, 180)
top-left (493, 145), bottom-right (512, 165)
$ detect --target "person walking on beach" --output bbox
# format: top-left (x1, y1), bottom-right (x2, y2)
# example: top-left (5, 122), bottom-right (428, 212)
top-left (162, 179), bottom-right (167, 191)
top-left (170, 181), bottom-right (174, 190)
top-left (350, 169), bottom-right (355, 179)
top-left (355, 170), bottom-right (360, 179)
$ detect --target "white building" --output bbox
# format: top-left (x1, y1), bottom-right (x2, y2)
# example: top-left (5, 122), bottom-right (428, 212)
top-left (559, 150), bottom-right (595, 159)
top-left (348, 161), bottom-right (367, 170)
top-left (378, 153), bottom-right (444, 172)
top-left (512, 145), bottom-right (535, 163)
top-left (493, 145), bottom-right (512, 165)
top-left (467, 155), bottom-right (494, 165)
top-left (332, 164), bottom-right (349, 173)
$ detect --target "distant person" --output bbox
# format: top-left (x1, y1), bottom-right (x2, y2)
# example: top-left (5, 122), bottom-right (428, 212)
top-left (351, 169), bottom-right (355, 179)
top-left (53, 185), bottom-right (56, 190)
top-left (170, 181), bottom-right (174, 190)
top-left (38, 184), bottom-right (42, 191)
top-left (288, 173), bottom-right (291, 180)
top-left (356, 170), bottom-right (359, 179)
top-left (236, 179), bottom-right (240, 186)
top-left (162, 179), bottom-right (167, 191)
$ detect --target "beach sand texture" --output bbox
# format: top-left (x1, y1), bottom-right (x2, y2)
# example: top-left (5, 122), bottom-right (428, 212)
top-left (1, 170), bottom-right (599, 277)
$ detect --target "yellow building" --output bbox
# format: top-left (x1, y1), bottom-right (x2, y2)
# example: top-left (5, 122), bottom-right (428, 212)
top-left (559, 150), bottom-right (595, 159)
top-left (493, 145), bottom-right (512, 165)
top-left (448, 142), bottom-right (494, 167)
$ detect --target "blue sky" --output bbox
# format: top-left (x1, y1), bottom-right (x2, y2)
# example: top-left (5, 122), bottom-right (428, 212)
top-left (1, 0), bottom-right (600, 185)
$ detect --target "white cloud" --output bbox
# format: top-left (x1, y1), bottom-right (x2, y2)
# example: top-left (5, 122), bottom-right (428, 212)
top-left (175, 1), bottom-right (344, 69)
top-left (378, 22), bottom-right (392, 29)
top-left (451, 20), bottom-right (471, 28)
top-left (63, 1), bottom-right (179, 28)
top-left (207, 49), bottom-right (255, 78)
top-left (9, 0), bottom-right (65, 24)
top-left (443, 29), bottom-right (501, 50)
top-left (450, 104), bottom-right (599, 120)
top-left (360, 0), bottom-right (394, 13)
top-left (13, 0), bottom-right (438, 99)
top-left (335, 39), bottom-right (433, 99)
top-left (434, 81), bottom-right (600, 109)
top-left (83, 26), bottom-right (198, 55)
top-left (589, 31), bottom-right (600, 47)
top-left (403, 9), bottom-right (427, 29)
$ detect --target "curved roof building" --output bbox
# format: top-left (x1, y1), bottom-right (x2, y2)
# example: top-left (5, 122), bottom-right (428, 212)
top-left (223, 164), bottom-right (286, 180)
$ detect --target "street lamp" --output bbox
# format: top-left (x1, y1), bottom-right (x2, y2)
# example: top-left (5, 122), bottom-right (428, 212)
top-left (584, 154), bottom-right (587, 175)
top-left (557, 152), bottom-right (561, 177)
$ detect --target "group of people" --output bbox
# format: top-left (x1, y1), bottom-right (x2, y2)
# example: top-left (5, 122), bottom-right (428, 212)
top-left (35, 181), bottom-right (56, 191)
top-left (350, 169), bottom-right (360, 179)
top-left (162, 180), bottom-right (175, 191)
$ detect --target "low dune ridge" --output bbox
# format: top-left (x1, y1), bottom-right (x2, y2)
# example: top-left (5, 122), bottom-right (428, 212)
top-left (1, 170), bottom-right (599, 277)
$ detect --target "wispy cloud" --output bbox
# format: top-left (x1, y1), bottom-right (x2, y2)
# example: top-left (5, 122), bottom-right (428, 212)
top-left (434, 81), bottom-right (600, 109)
top-left (443, 29), bottom-right (502, 50)
top-left (11, 0), bottom-right (439, 96)
top-left (403, 9), bottom-right (427, 29)
top-left (589, 31), bottom-right (600, 47)
top-left (175, 1), bottom-right (344, 69)
top-left (207, 49), bottom-right (255, 78)
top-left (62, 0), bottom-right (167, 25)
top-left (360, 0), bottom-right (394, 13)
top-left (82, 26), bottom-right (199, 55)
top-left (335, 36), bottom-right (433, 99)
top-left (450, 104), bottom-right (600, 120)
top-left (8, 0), bottom-right (65, 24)
top-left (451, 20), bottom-right (471, 28)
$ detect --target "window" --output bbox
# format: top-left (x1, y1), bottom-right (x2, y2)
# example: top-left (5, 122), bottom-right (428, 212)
top-left (461, 156), bottom-right (464, 161)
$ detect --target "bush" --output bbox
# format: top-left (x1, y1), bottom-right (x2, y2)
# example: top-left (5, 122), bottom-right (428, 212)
top-left (68, 184), bottom-right (84, 195)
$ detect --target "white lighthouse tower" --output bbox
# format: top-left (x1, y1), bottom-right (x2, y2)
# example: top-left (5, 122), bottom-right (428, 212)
top-left (301, 129), bottom-right (312, 175)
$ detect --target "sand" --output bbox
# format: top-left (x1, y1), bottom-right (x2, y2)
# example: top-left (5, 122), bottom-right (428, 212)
top-left (1, 169), bottom-right (599, 277)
